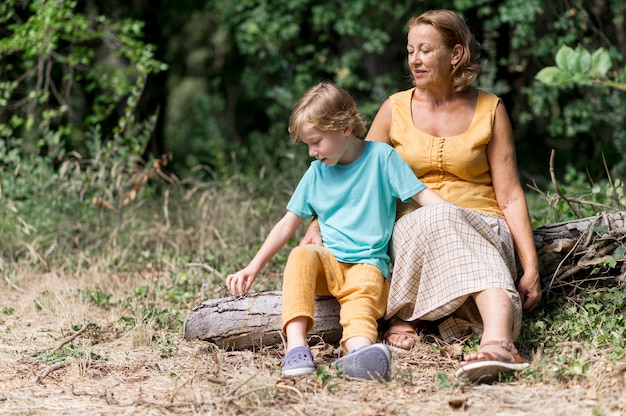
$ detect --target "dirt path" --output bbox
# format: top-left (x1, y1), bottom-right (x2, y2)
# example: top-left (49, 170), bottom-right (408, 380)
top-left (1, 270), bottom-right (624, 415)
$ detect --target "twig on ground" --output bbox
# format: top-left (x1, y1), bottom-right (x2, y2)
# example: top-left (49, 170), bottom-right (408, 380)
top-left (227, 386), bottom-right (274, 402)
top-left (55, 322), bottom-right (96, 351)
top-left (276, 384), bottom-right (304, 401)
top-left (136, 398), bottom-right (199, 410)
top-left (187, 262), bottom-right (226, 283)
top-left (2, 271), bottom-right (23, 292)
top-left (291, 405), bottom-right (308, 416)
top-left (226, 371), bottom-right (261, 397)
top-left (36, 360), bottom-right (72, 383)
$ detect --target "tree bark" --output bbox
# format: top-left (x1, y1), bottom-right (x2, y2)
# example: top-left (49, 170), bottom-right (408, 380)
top-left (183, 292), bottom-right (341, 350)
top-left (184, 210), bottom-right (626, 349)
top-left (533, 210), bottom-right (626, 293)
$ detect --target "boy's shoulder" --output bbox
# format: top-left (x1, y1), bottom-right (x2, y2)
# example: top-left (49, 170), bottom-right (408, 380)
top-left (366, 140), bottom-right (394, 155)
top-left (367, 140), bottom-right (392, 149)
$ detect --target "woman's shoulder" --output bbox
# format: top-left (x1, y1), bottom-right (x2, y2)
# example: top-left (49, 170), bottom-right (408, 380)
top-left (475, 88), bottom-right (500, 103)
top-left (474, 88), bottom-right (502, 113)
top-left (389, 87), bottom-right (415, 101)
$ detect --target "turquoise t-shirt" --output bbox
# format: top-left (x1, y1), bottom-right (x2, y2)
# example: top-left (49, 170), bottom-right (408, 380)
top-left (286, 141), bottom-right (426, 278)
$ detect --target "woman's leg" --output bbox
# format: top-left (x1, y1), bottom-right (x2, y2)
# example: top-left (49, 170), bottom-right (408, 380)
top-left (474, 288), bottom-right (514, 341)
top-left (383, 319), bottom-right (420, 350)
top-left (385, 204), bottom-right (521, 347)
top-left (455, 288), bottom-right (528, 382)
top-left (463, 287), bottom-right (517, 361)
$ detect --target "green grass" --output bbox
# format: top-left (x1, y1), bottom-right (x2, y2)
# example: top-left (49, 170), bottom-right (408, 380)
top-left (519, 286), bottom-right (626, 382)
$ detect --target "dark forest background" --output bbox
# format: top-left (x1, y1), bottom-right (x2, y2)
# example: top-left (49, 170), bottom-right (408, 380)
top-left (1, 0), bottom-right (625, 228)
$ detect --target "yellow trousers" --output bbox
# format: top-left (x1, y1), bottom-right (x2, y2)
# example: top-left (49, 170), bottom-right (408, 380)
top-left (281, 245), bottom-right (389, 351)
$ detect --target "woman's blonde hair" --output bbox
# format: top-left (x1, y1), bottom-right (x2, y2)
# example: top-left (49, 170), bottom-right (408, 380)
top-left (288, 82), bottom-right (367, 142)
top-left (407, 9), bottom-right (482, 92)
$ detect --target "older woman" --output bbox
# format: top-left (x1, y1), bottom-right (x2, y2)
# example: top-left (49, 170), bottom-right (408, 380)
top-left (302, 10), bottom-right (541, 383)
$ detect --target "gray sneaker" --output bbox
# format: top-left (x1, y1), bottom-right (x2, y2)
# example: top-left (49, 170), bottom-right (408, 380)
top-left (282, 346), bottom-right (315, 378)
top-left (334, 343), bottom-right (391, 381)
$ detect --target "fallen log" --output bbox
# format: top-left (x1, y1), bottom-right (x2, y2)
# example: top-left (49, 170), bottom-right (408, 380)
top-left (183, 292), bottom-right (341, 349)
top-left (184, 210), bottom-right (626, 349)
top-left (533, 210), bottom-right (626, 293)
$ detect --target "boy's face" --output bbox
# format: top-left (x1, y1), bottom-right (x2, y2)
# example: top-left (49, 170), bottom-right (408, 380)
top-left (299, 122), bottom-right (352, 166)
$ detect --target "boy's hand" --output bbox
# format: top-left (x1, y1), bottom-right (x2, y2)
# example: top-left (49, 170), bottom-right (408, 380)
top-left (226, 268), bottom-right (256, 296)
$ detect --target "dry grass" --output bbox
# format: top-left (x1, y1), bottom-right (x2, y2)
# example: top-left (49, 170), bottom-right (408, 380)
top-left (1, 268), bottom-right (625, 416)
top-left (1, 172), bottom-right (625, 415)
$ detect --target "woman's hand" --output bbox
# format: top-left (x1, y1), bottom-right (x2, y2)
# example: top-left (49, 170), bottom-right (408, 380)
top-left (300, 218), bottom-right (323, 246)
top-left (517, 271), bottom-right (541, 311)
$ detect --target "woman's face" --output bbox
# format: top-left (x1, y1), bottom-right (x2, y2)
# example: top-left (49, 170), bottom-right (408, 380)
top-left (407, 24), bottom-right (455, 88)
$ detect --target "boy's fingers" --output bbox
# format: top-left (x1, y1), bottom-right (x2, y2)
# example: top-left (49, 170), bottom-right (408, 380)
top-left (227, 274), bottom-right (239, 296)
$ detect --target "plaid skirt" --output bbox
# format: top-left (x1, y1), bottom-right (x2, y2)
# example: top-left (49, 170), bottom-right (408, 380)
top-left (385, 203), bottom-right (522, 342)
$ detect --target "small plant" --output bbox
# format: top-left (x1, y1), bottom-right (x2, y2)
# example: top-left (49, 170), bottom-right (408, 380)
top-left (33, 342), bottom-right (109, 365)
top-left (436, 371), bottom-right (451, 389)
top-left (460, 332), bottom-right (481, 357)
top-left (119, 283), bottom-right (185, 332)
top-left (83, 287), bottom-right (114, 307)
top-left (157, 335), bottom-right (175, 359)
top-left (550, 354), bottom-right (590, 381)
top-left (317, 366), bottom-right (339, 392)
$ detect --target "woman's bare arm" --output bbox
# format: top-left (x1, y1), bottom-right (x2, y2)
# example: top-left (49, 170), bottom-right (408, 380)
top-left (365, 99), bottom-right (392, 143)
top-left (488, 102), bottom-right (541, 311)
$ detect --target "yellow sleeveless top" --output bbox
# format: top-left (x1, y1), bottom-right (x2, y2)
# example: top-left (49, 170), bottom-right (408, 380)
top-left (389, 88), bottom-right (504, 219)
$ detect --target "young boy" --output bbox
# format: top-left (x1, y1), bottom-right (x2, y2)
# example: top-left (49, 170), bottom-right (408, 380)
top-left (226, 82), bottom-right (446, 381)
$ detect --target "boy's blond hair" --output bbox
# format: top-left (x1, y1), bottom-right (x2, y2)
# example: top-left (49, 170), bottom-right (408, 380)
top-left (288, 82), bottom-right (367, 143)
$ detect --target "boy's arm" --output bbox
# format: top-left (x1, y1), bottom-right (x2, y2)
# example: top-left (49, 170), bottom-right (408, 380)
top-left (411, 187), bottom-right (447, 206)
top-left (227, 211), bottom-right (304, 295)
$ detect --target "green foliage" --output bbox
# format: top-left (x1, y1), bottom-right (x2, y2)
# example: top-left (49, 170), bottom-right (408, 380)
top-left (162, 0), bottom-right (413, 176)
top-left (530, 38), bottom-right (626, 180)
top-left (520, 286), bottom-right (626, 382)
top-left (0, 0), bottom-right (170, 268)
top-left (0, 0), bottom-right (166, 144)
top-left (535, 45), bottom-right (625, 90)
top-left (533, 43), bottom-right (626, 179)
top-left (527, 165), bottom-right (626, 226)
top-left (150, 0), bottom-right (626, 186)
top-left (3, 0), bottom-right (625, 195)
